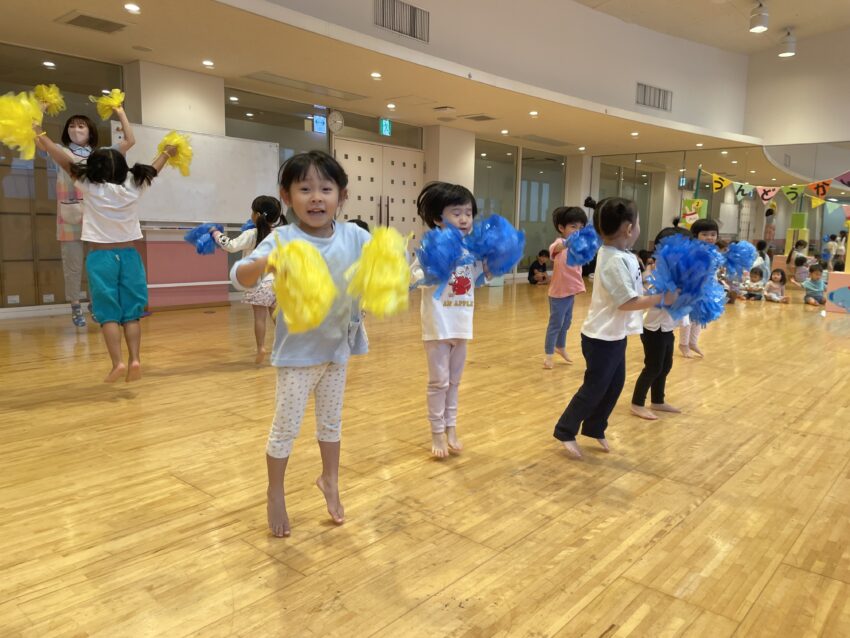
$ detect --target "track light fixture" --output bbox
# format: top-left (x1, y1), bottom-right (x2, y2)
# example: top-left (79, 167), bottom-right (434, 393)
top-left (749, 1), bottom-right (769, 33)
top-left (778, 28), bottom-right (796, 57)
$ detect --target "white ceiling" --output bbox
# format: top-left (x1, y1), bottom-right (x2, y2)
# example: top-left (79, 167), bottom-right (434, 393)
top-left (574, 0), bottom-right (850, 54)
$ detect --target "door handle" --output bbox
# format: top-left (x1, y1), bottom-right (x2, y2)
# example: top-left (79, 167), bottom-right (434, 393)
top-left (377, 195), bottom-right (382, 225)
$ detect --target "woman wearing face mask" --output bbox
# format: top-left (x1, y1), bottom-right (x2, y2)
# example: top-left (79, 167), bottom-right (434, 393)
top-left (55, 108), bottom-right (135, 326)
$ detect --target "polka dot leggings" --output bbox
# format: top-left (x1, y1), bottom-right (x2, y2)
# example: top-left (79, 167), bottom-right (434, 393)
top-left (266, 362), bottom-right (348, 459)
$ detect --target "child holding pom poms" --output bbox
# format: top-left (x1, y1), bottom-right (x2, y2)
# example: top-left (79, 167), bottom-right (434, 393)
top-left (230, 151), bottom-right (372, 538)
top-left (410, 182), bottom-right (489, 458)
top-left (34, 122), bottom-right (175, 383)
top-left (553, 197), bottom-right (676, 459)
top-left (211, 196), bottom-right (283, 363)
top-left (542, 206), bottom-right (590, 369)
top-left (678, 218), bottom-right (719, 358)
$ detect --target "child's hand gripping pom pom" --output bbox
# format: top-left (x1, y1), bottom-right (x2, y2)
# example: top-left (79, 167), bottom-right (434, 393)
top-left (0, 91), bottom-right (44, 160)
top-left (267, 238), bottom-right (337, 333)
top-left (565, 225), bottom-right (601, 266)
top-left (89, 89), bottom-right (125, 120)
top-left (463, 214), bottom-right (526, 284)
top-left (415, 225), bottom-right (467, 298)
top-left (345, 226), bottom-right (410, 319)
top-left (157, 131), bottom-right (193, 176)
top-left (183, 223), bottom-right (223, 255)
top-left (34, 84), bottom-right (66, 116)
top-left (723, 241), bottom-right (757, 280)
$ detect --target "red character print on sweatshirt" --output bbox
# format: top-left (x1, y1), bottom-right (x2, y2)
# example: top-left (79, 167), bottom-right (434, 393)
top-left (450, 274), bottom-right (471, 296)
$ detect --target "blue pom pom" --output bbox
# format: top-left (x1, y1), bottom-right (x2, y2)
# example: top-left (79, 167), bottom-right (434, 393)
top-left (690, 278), bottom-right (727, 326)
top-left (241, 219), bottom-right (256, 231)
top-left (565, 226), bottom-right (600, 266)
top-left (183, 223), bottom-right (223, 255)
top-left (724, 241), bottom-right (757, 279)
top-left (464, 215), bottom-right (525, 278)
top-left (648, 235), bottom-right (723, 321)
top-left (415, 225), bottom-right (467, 297)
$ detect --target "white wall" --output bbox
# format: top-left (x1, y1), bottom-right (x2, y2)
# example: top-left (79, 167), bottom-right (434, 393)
top-left (123, 61), bottom-right (225, 136)
top-left (241, 0), bottom-right (749, 134)
top-left (747, 27), bottom-right (850, 145)
top-left (424, 125), bottom-right (475, 189)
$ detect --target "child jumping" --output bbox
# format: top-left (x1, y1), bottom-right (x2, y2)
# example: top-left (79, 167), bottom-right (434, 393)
top-left (543, 206), bottom-right (588, 369)
top-left (553, 197), bottom-right (674, 459)
top-left (231, 151), bottom-right (371, 537)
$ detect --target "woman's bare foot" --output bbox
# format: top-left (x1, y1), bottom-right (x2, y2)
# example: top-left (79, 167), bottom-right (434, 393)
top-left (689, 344), bottom-right (704, 358)
top-left (105, 362), bottom-right (127, 383)
top-left (651, 402), bottom-right (681, 413)
top-left (678, 344), bottom-right (692, 358)
top-left (255, 348), bottom-right (267, 364)
top-left (630, 404), bottom-right (659, 420)
top-left (554, 347), bottom-right (573, 364)
top-left (562, 440), bottom-right (583, 459)
top-left (125, 360), bottom-right (141, 382)
top-left (267, 488), bottom-right (291, 537)
top-left (315, 475), bottom-right (345, 524)
top-left (446, 427), bottom-right (463, 453)
top-left (596, 438), bottom-right (611, 453)
top-left (431, 432), bottom-right (449, 458)
top-left (543, 356), bottom-right (554, 370)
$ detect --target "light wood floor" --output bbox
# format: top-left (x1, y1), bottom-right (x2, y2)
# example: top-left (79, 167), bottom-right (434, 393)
top-left (2, 284), bottom-right (849, 637)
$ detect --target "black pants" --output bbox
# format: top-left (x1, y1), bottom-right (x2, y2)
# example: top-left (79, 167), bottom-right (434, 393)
top-left (554, 335), bottom-right (627, 442)
top-left (631, 328), bottom-right (674, 407)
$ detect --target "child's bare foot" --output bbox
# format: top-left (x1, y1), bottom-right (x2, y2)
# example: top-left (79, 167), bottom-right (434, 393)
top-left (781, 297), bottom-right (790, 304)
top-left (554, 347), bottom-right (573, 364)
top-left (431, 432), bottom-right (449, 458)
top-left (630, 404), bottom-right (659, 420)
top-left (267, 488), bottom-right (291, 537)
top-left (543, 356), bottom-right (554, 369)
top-left (689, 345), bottom-right (704, 358)
top-left (125, 360), bottom-right (141, 382)
top-left (562, 440), bottom-right (583, 459)
top-left (104, 362), bottom-right (126, 383)
top-left (255, 348), bottom-right (267, 364)
top-left (596, 438), bottom-right (611, 453)
top-left (678, 344), bottom-right (692, 358)
top-left (651, 402), bottom-right (681, 413)
top-left (446, 427), bottom-right (463, 453)
top-left (315, 475), bottom-right (345, 525)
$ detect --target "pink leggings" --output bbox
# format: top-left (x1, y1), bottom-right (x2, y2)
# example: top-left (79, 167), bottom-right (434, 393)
top-left (424, 339), bottom-right (467, 434)
top-left (679, 322), bottom-right (702, 348)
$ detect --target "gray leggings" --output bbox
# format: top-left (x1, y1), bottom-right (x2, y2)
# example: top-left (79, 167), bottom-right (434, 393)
top-left (60, 241), bottom-right (85, 303)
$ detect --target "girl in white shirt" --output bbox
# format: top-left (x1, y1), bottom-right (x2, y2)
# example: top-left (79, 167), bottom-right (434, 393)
top-left (553, 197), bottom-right (673, 459)
top-left (211, 196), bottom-right (283, 363)
top-left (410, 182), bottom-right (485, 459)
top-left (36, 124), bottom-right (175, 383)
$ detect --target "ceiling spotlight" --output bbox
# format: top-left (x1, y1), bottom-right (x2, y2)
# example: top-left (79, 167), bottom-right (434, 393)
top-left (641, 174), bottom-right (647, 177)
top-left (539, 171), bottom-right (544, 174)
top-left (487, 165), bottom-right (492, 169)
top-left (124, 3), bottom-right (141, 14)
top-left (679, 169), bottom-right (687, 173)
top-left (529, 110), bottom-right (539, 117)
top-left (630, 131), bottom-right (639, 137)
top-left (386, 103), bottom-right (396, 110)
top-left (696, 143), bottom-right (704, 147)
top-left (202, 60), bottom-right (215, 67)
top-left (635, 159), bottom-right (642, 163)
top-left (480, 153), bottom-right (487, 157)
top-left (101, 89), bottom-right (111, 95)
top-left (750, 170), bottom-right (757, 174)
top-left (578, 146), bottom-right (586, 151)
top-left (500, 129), bottom-right (509, 135)
top-left (771, 177), bottom-right (777, 181)
top-left (245, 112), bottom-right (254, 117)
top-left (721, 150), bottom-right (729, 155)
top-left (731, 160), bottom-right (739, 164)
top-left (42, 61), bottom-right (56, 68)
top-left (779, 28), bottom-right (796, 57)
top-left (370, 72), bottom-right (382, 79)
top-left (828, 197), bottom-right (839, 202)
top-left (750, 1), bottom-right (769, 33)
top-left (306, 115), bottom-right (313, 120)
top-left (506, 152), bottom-right (512, 156)
top-left (229, 96), bottom-right (239, 102)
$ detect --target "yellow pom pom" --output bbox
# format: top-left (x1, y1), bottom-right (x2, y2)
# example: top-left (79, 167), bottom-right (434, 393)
top-left (346, 227), bottom-right (410, 319)
top-left (34, 84), bottom-right (66, 117)
top-left (157, 131), bottom-right (193, 177)
top-left (267, 238), bottom-right (338, 333)
top-left (88, 89), bottom-right (125, 120)
top-left (0, 91), bottom-right (44, 160)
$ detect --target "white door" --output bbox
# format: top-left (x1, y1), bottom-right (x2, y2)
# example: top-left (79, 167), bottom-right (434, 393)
top-left (334, 138), bottom-right (426, 262)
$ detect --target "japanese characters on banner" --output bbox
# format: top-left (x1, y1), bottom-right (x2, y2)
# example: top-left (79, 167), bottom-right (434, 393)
top-left (709, 169), bottom-right (850, 210)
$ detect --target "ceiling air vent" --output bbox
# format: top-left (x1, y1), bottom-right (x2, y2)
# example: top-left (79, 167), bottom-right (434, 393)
top-left (636, 82), bottom-right (672, 112)
top-left (374, 0), bottom-right (430, 42)
top-left (56, 11), bottom-right (126, 34)
top-left (462, 114), bottom-right (496, 122)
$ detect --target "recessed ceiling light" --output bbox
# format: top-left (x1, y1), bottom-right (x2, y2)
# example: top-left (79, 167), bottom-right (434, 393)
top-left (749, 1), bottom-right (769, 33)
top-left (539, 171), bottom-right (544, 174)
top-left (124, 3), bottom-right (141, 14)
top-left (641, 174), bottom-right (647, 177)
top-left (679, 168), bottom-right (686, 172)
top-left (696, 143), bottom-right (704, 147)
top-left (578, 146), bottom-right (586, 151)
top-left (370, 72), bottom-right (382, 79)
top-left (506, 152), bottom-right (512, 156)
top-left (42, 61), bottom-right (56, 68)
top-left (500, 129), bottom-right (509, 135)
top-left (731, 160), bottom-right (738, 164)
top-left (721, 150), bottom-right (729, 155)
top-left (750, 170), bottom-right (756, 174)
top-left (229, 96), bottom-right (239, 102)
top-left (643, 182), bottom-right (648, 186)
top-left (306, 115), bottom-right (313, 120)
top-left (771, 177), bottom-right (777, 181)
top-left (386, 103), bottom-right (396, 109)
top-left (202, 60), bottom-right (215, 67)
top-left (487, 165), bottom-right (492, 169)
top-left (635, 159), bottom-right (642, 163)
top-left (245, 112), bottom-right (254, 117)
top-left (630, 131), bottom-right (639, 137)
top-left (480, 153), bottom-right (487, 157)
top-left (529, 110), bottom-right (539, 117)
top-left (828, 197), bottom-right (839, 202)
top-left (101, 89), bottom-right (111, 95)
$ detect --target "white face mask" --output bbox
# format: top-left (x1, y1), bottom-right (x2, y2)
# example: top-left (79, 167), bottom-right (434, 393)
top-left (68, 127), bottom-right (90, 146)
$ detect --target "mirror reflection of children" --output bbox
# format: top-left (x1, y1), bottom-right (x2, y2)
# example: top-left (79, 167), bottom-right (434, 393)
top-left (528, 250), bottom-right (550, 285)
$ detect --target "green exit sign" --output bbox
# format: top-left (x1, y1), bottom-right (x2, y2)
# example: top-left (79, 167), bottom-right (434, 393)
top-left (379, 118), bottom-right (392, 136)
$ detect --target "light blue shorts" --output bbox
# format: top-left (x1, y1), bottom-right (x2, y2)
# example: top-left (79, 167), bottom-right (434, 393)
top-left (86, 247), bottom-right (148, 324)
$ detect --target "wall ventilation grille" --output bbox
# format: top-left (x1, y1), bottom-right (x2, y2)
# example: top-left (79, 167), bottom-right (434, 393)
top-left (374, 0), bottom-right (430, 42)
top-left (636, 82), bottom-right (672, 112)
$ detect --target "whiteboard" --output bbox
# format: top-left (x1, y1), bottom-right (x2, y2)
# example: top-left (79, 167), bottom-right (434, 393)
top-left (113, 122), bottom-right (279, 224)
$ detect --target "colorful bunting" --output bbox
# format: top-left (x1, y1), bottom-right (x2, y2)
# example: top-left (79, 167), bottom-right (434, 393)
top-left (808, 180), bottom-right (832, 198)
top-left (835, 171), bottom-right (850, 188)
top-left (825, 202), bottom-right (842, 215)
top-left (712, 174), bottom-right (732, 192)
top-left (845, 204), bottom-right (850, 220)
top-left (809, 196), bottom-right (826, 208)
top-left (781, 185), bottom-right (804, 204)
top-left (756, 186), bottom-right (779, 202)
top-left (733, 182), bottom-right (754, 202)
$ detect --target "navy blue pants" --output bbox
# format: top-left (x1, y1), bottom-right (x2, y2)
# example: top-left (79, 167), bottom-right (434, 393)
top-left (553, 334), bottom-right (627, 442)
